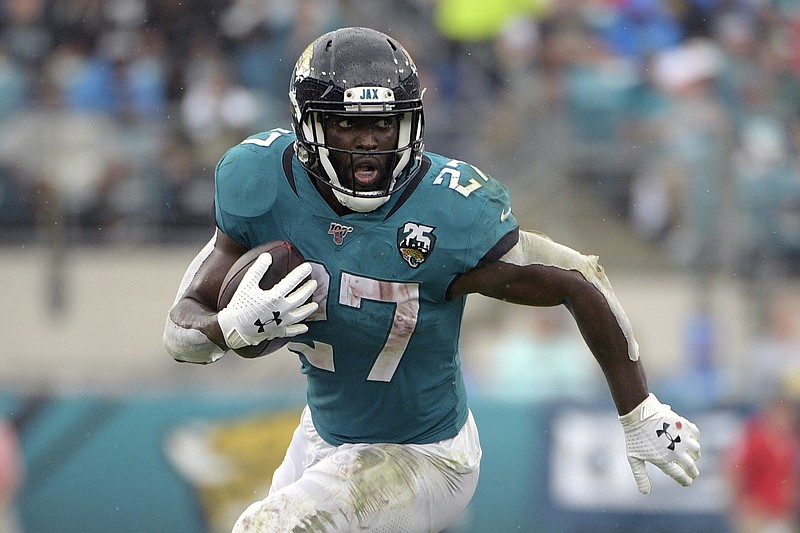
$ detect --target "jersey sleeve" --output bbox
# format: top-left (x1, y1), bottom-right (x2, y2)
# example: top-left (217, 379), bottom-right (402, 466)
top-left (416, 156), bottom-right (518, 302)
top-left (456, 162), bottom-right (519, 272)
top-left (213, 132), bottom-right (291, 248)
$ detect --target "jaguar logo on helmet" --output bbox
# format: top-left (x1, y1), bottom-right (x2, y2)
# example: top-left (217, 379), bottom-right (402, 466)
top-left (294, 42), bottom-right (313, 79)
top-left (397, 222), bottom-right (436, 268)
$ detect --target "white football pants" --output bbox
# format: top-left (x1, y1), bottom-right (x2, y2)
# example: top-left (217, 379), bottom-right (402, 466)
top-left (231, 406), bottom-right (482, 533)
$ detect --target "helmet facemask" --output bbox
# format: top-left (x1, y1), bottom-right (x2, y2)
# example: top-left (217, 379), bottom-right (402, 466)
top-left (289, 27), bottom-right (425, 213)
top-left (295, 98), bottom-right (424, 212)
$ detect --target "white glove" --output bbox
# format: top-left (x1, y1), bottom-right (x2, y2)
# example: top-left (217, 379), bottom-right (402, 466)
top-left (217, 253), bottom-right (318, 350)
top-left (619, 393), bottom-right (701, 494)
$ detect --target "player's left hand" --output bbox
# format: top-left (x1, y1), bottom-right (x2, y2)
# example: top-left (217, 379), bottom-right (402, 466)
top-left (619, 393), bottom-right (700, 494)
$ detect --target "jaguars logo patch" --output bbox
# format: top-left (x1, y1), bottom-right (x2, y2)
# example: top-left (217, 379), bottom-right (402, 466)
top-left (397, 222), bottom-right (435, 268)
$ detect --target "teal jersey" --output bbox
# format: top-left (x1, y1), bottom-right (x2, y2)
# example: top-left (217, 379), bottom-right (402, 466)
top-left (215, 129), bottom-right (519, 445)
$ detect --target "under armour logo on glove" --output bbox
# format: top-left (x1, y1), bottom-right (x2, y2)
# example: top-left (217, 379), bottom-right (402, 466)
top-left (217, 253), bottom-right (318, 350)
top-left (254, 312), bottom-right (282, 333)
top-left (619, 394), bottom-right (701, 494)
top-left (656, 422), bottom-right (681, 451)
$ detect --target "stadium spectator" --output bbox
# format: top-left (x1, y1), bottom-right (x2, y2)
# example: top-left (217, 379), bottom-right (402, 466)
top-left (0, 418), bottom-right (23, 533)
top-left (630, 39), bottom-right (731, 270)
top-left (745, 293), bottom-right (800, 403)
top-left (0, 74), bottom-right (124, 225)
top-left (726, 395), bottom-right (800, 533)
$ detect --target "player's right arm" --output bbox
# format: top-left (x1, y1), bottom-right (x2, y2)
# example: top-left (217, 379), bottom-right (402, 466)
top-left (163, 229), bottom-right (247, 363)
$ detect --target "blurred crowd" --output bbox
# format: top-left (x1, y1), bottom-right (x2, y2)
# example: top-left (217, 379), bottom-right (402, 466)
top-left (0, 0), bottom-right (343, 244)
top-left (3, 0), bottom-right (799, 382)
top-left (0, 0), bottom-right (798, 270)
top-left (0, 1), bottom-right (798, 383)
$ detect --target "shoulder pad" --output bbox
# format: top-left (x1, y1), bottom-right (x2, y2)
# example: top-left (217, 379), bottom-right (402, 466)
top-left (215, 129), bottom-right (294, 218)
top-left (423, 153), bottom-right (511, 203)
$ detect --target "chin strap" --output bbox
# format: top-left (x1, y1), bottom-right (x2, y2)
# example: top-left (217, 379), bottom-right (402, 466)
top-left (332, 189), bottom-right (390, 212)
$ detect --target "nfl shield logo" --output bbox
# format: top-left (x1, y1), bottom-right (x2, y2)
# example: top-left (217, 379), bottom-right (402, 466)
top-left (397, 222), bottom-right (436, 268)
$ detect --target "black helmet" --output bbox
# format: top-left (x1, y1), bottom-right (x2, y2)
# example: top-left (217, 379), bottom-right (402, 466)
top-left (289, 27), bottom-right (425, 212)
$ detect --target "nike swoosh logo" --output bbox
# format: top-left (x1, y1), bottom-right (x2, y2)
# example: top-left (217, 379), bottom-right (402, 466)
top-left (500, 207), bottom-right (512, 222)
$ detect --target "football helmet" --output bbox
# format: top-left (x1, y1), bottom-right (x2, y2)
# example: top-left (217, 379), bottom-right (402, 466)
top-left (289, 27), bottom-right (425, 212)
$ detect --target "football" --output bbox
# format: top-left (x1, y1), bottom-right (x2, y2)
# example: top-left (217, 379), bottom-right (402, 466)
top-left (217, 240), bottom-right (307, 358)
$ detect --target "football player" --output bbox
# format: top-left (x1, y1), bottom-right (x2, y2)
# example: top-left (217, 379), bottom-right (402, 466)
top-left (164, 27), bottom-right (701, 533)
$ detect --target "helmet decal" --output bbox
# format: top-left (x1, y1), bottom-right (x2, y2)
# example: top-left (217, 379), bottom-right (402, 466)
top-left (295, 43), bottom-right (314, 79)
